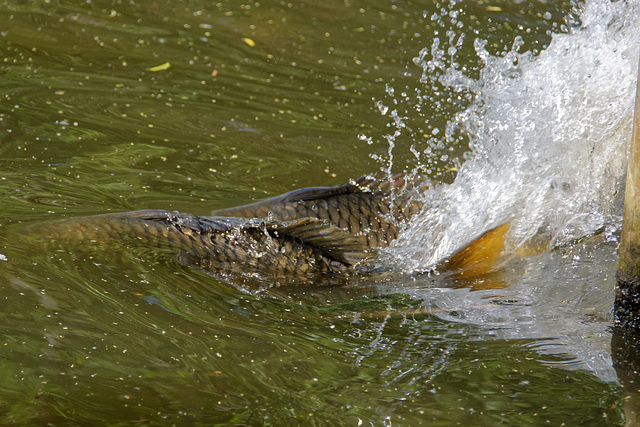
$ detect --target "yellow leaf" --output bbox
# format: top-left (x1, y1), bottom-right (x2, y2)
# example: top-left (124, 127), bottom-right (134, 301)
top-left (242, 37), bottom-right (255, 47)
top-left (485, 5), bottom-right (502, 11)
top-left (147, 62), bottom-right (171, 72)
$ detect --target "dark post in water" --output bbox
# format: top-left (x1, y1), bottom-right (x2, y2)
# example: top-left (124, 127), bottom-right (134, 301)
top-left (616, 59), bottom-right (640, 328)
top-left (612, 57), bottom-right (640, 427)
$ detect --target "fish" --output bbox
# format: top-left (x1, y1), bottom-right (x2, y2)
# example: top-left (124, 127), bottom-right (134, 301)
top-left (20, 173), bottom-right (509, 281)
top-left (31, 209), bottom-right (373, 277)
top-left (212, 173), bottom-right (432, 248)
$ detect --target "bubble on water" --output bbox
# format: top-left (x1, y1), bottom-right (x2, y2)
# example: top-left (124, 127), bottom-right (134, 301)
top-left (376, 101), bottom-right (389, 115)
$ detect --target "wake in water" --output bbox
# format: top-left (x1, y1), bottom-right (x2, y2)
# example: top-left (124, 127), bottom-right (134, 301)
top-left (381, 0), bottom-right (640, 273)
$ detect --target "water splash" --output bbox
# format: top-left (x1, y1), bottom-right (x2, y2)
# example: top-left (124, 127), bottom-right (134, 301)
top-left (390, 0), bottom-right (640, 272)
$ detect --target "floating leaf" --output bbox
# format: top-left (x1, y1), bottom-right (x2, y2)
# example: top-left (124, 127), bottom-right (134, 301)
top-left (242, 37), bottom-right (255, 47)
top-left (147, 62), bottom-right (171, 72)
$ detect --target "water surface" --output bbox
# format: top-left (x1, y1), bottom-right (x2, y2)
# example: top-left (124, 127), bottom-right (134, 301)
top-left (0, 0), bottom-right (636, 424)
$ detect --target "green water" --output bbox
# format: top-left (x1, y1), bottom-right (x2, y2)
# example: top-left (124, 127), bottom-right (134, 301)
top-left (0, 0), bottom-right (627, 425)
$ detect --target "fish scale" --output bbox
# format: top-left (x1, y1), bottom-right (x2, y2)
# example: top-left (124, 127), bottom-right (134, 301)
top-left (27, 209), bottom-right (366, 278)
top-left (16, 174), bottom-right (509, 281)
top-left (213, 173), bottom-right (431, 248)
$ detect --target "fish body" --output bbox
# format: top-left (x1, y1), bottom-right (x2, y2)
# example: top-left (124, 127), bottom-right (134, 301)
top-left (212, 173), bottom-right (432, 248)
top-left (23, 173), bottom-right (507, 281)
top-left (33, 209), bottom-right (373, 278)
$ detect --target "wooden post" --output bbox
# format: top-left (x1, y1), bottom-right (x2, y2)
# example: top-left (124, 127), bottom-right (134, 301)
top-left (616, 58), bottom-right (640, 328)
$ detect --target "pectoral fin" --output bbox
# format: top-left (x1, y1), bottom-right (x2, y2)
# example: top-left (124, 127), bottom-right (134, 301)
top-left (437, 223), bottom-right (510, 277)
top-left (269, 217), bottom-right (374, 266)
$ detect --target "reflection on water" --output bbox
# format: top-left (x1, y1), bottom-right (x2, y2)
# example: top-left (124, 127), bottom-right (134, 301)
top-left (0, 0), bottom-right (635, 424)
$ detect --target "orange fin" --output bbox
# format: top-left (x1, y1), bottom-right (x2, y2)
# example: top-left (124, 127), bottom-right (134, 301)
top-left (437, 223), bottom-right (510, 277)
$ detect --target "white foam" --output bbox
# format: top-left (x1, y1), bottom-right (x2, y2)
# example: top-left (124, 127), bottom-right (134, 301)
top-left (390, 0), bottom-right (640, 272)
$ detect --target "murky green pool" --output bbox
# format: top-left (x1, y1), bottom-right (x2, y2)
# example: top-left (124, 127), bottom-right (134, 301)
top-left (0, 0), bottom-right (633, 424)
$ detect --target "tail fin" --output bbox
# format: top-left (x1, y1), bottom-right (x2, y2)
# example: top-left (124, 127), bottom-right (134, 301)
top-left (437, 223), bottom-right (510, 277)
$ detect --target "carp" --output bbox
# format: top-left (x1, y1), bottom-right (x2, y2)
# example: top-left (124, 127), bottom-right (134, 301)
top-left (22, 173), bottom-right (508, 280)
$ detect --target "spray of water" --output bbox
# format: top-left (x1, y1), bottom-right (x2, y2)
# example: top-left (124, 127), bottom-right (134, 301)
top-left (387, 0), bottom-right (640, 272)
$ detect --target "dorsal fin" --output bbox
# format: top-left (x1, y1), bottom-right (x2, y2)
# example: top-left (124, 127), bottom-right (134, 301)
top-left (212, 181), bottom-right (362, 218)
top-left (212, 173), bottom-right (434, 218)
top-left (268, 217), bottom-right (373, 266)
top-left (437, 223), bottom-right (510, 277)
